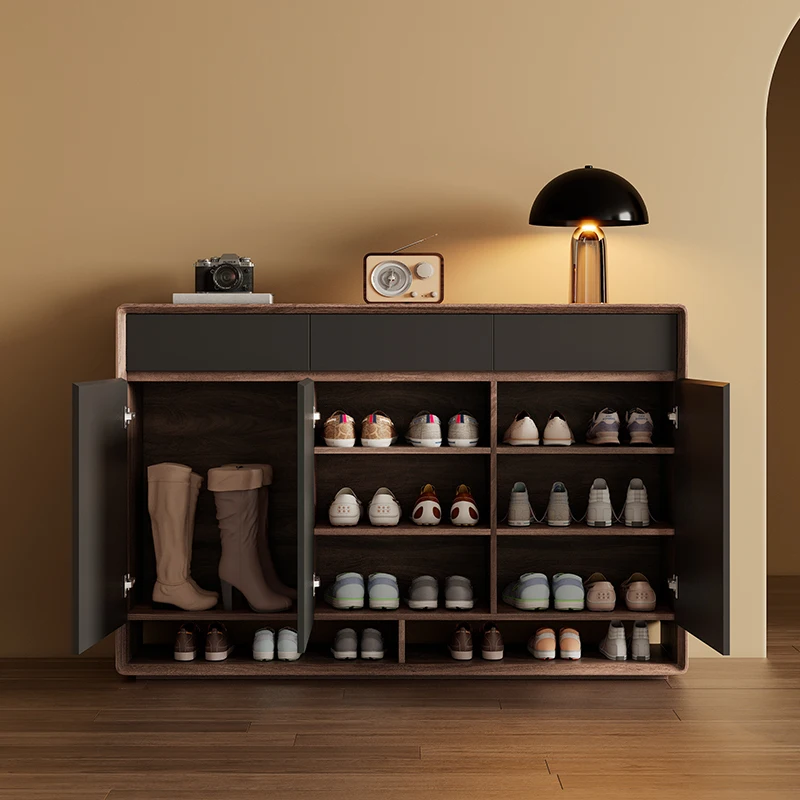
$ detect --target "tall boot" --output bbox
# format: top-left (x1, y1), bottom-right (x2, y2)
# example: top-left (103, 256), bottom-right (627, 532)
top-left (223, 463), bottom-right (297, 602)
top-left (186, 472), bottom-right (218, 601)
top-left (209, 466), bottom-right (292, 612)
top-left (149, 463), bottom-right (217, 611)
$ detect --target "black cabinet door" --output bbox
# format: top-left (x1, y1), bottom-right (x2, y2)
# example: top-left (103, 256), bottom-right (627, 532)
top-left (674, 379), bottom-right (730, 655)
top-left (311, 314), bottom-right (493, 371)
top-left (493, 314), bottom-right (678, 371)
top-left (126, 314), bottom-right (310, 372)
top-left (72, 379), bottom-right (129, 654)
top-left (297, 378), bottom-right (316, 653)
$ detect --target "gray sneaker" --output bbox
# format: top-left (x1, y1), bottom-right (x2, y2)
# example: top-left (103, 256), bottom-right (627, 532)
top-left (587, 408), bottom-right (620, 445)
top-left (447, 412), bottom-right (480, 448)
top-left (406, 411), bottom-right (442, 447)
top-left (407, 575), bottom-right (439, 610)
top-left (444, 575), bottom-right (474, 610)
top-left (626, 408), bottom-right (654, 444)
top-left (360, 628), bottom-right (384, 660)
top-left (332, 627), bottom-right (358, 660)
top-left (545, 482), bottom-right (570, 527)
top-left (508, 481), bottom-right (534, 527)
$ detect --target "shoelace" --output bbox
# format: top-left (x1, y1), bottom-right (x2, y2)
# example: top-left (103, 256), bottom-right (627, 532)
top-left (613, 502), bottom-right (659, 524)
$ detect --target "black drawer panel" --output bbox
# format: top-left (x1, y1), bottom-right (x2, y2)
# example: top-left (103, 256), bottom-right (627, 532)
top-left (126, 315), bottom-right (309, 371)
top-left (493, 314), bottom-right (678, 372)
top-left (311, 314), bottom-right (493, 371)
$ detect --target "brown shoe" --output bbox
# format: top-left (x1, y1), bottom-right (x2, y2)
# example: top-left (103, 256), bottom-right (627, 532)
top-left (448, 624), bottom-right (473, 661)
top-left (205, 622), bottom-right (234, 662)
top-left (173, 623), bottom-right (199, 661)
top-left (450, 484), bottom-right (480, 526)
top-left (323, 410), bottom-right (356, 447)
top-left (481, 623), bottom-right (504, 660)
top-left (412, 483), bottom-right (442, 526)
top-left (186, 472), bottom-right (217, 600)
top-left (360, 411), bottom-right (397, 448)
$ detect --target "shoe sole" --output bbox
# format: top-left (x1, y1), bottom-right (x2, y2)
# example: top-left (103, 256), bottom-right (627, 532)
top-left (560, 651), bottom-right (582, 660)
top-left (445, 600), bottom-right (474, 610)
top-left (205, 647), bottom-right (234, 662)
top-left (629, 434), bottom-right (653, 444)
top-left (587, 602), bottom-right (616, 612)
top-left (505, 598), bottom-right (549, 610)
top-left (332, 649), bottom-right (358, 660)
top-left (173, 651), bottom-right (196, 662)
top-left (329, 514), bottom-right (361, 526)
top-left (625, 521), bottom-right (650, 527)
top-left (277, 653), bottom-right (301, 661)
top-left (407, 439), bottom-right (442, 447)
top-left (252, 651), bottom-right (274, 661)
top-left (543, 438), bottom-right (573, 446)
top-left (529, 647), bottom-right (555, 660)
top-left (626, 601), bottom-right (657, 612)
top-left (407, 599), bottom-right (438, 610)
top-left (361, 650), bottom-right (384, 660)
top-left (449, 649), bottom-right (473, 660)
top-left (504, 439), bottom-right (540, 446)
top-left (632, 653), bottom-right (651, 661)
top-left (327, 597), bottom-right (365, 609)
top-left (369, 598), bottom-right (400, 610)
top-left (324, 438), bottom-right (355, 448)
top-left (587, 520), bottom-right (612, 527)
top-left (547, 520), bottom-right (571, 527)
top-left (508, 520), bottom-right (532, 527)
top-left (448, 438), bottom-right (479, 447)
top-left (482, 650), bottom-right (504, 660)
top-left (554, 600), bottom-right (585, 611)
top-left (587, 434), bottom-right (620, 445)
top-left (360, 439), bottom-right (395, 447)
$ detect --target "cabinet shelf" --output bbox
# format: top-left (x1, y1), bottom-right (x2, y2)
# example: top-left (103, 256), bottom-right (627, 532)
top-left (127, 605), bottom-right (297, 622)
top-left (314, 605), bottom-right (493, 621)
top-left (494, 604), bottom-right (675, 621)
top-left (497, 523), bottom-right (674, 536)
top-left (315, 446), bottom-right (491, 455)
top-left (314, 523), bottom-right (491, 536)
top-left (497, 445), bottom-right (674, 455)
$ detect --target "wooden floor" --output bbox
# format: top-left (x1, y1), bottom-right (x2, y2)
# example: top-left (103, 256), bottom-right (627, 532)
top-left (1, 579), bottom-right (799, 799)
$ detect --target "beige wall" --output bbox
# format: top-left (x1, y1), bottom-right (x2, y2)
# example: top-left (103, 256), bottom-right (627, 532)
top-left (0, 1), bottom-right (796, 658)
top-left (768, 24), bottom-right (800, 576)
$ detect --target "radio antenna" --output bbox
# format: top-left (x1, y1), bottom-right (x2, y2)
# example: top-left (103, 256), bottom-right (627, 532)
top-left (391, 233), bottom-right (439, 254)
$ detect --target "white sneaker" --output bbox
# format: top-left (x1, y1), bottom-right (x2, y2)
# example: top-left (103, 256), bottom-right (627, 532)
top-left (508, 482), bottom-right (534, 527)
top-left (599, 621), bottom-right (627, 661)
top-left (368, 487), bottom-right (401, 526)
top-left (406, 411), bottom-right (442, 447)
top-left (623, 478), bottom-right (650, 527)
top-left (586, 478), bottom-right (613, 527)
top-left (586, 408), bottom-right (620, 445)
top-left (252, 627), bottom-right (275, 661)
top-left (328, 487), bottom-right (362, 526)
top-left (368, 573), bottom-right (400, 610)
top-left (503, 411), bottom-right (539, 446)
top-left (542, 411), bottom-right (574, 446)
top-left (331, 628), bottom-right (358, 660)
top-left (360, 628), bottom-right (384, 660)
top-left (444, 575), bottom-right (474, 610)
top-left (545, 482), bottom-right (570, 527)
top-left (276, 627), bottom-right (300, 661)
top-left (631, 621), bottom-right (651, 661)
top-left (447, 412), bottom-right (480, 447)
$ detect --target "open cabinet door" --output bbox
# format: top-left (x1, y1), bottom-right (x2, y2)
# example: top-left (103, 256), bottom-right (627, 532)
top-left (674, 379), bottom-right (730, 655)
top-left (72, 379), bottom-right (129, 654)
top-left (297, 378), bottom-right (316, 653)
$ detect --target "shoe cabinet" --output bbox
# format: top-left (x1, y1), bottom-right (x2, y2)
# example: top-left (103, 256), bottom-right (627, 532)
top-left (73, 304), bottom-right (729, 677)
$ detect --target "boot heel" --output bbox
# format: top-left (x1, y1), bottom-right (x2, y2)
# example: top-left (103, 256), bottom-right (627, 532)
top-left (221, 580), bottom-right (234, 612)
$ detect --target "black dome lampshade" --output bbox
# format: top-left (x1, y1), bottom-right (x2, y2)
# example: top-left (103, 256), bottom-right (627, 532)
top-left (529, 166), bottom-right (649, 303)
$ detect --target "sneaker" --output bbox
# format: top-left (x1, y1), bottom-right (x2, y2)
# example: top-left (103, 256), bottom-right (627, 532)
top-left (277, 627), bottom-right (300, 661)
top-left (368, 487), bottom-right (402, 526)
top-left (481, 624), bottom-right (504, 661)
top-left (559, 627), bottom-right (581, 660)
top-left (623, 479), bottom-right (650, 527)
top-left (448, 412), bottom-right (480, 447)
top-left (584, 572), bottom-right (617, 611)
top-left (631, 621), bottom-right (651, 661)
top-left (587, 408), bottom-right (620, 445)
top-left (528, 627), bottom-right (556, 660)
top-left (407, 575), bottom-right (439, 610)
top-left (449, 624), bottom-right (473, 660)
top-left (545, 481), bottom-right (570, 527)
top-left (252, 627), bottom-right (275, 661)
top-left (332, 627), bottom-right (358, 660)
top-left (323, 410), bottom-right (356, 448)
top-left (368, 572), bottom-right (400, 610)
top-left (508, 481), bottom-right (534, 527)
top-left (626, 407), bottom-right (654, 444)
top-left (325, 572), bottom-right (365, 609)
top-left (503, 572), bottom-right (549, 610)
top-left (542, 410), bottom-right (574, 446)
top-left (503, 411), bottom-right (540, 446)
top-left (361, 628), bottom-right (384, 660)
top-left (444, 575), bottom-right (474, 610)
top-left (450, 484), bottom-right (479, 526)
top-left (586, 478), bottom-right (613, 527)
top-left (552, 572), bottom-right (585, 611)
top-left (600, 621), bottom-right (627, 661)
top-left (173, 623), bottom-right (199, 662)
top-left (406, 411), bottom-right (442, 447)
top-left (412, 484), bottom-right (442, 526)
top-left (360, 411), bottom-right (397, 447)
top-left (328, 487), bottom-right (362, 526)
top-left (205, 622), bottom-right (234, 662)
top-left (621, 573), bottom-right (656, 612)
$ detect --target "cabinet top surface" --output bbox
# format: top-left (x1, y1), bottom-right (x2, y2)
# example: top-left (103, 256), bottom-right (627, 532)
top-left (119, 303), bottom-right (686, 316)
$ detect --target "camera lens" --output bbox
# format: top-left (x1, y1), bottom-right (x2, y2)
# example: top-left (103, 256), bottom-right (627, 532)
top-left (212, 264), bottom-right (243, 291)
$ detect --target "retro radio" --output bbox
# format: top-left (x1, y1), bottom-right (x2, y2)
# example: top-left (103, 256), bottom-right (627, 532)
top-left (364, 236), bottom-right (443, 304)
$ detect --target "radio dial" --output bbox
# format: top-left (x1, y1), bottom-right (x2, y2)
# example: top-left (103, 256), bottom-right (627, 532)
top-left (415, 261), bottom-right (435, 279)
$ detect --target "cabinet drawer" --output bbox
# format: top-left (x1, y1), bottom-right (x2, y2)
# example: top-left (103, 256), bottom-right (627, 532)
top-left (311, 314), bottom-right (493, 371)
top-left (126, 314), bottom-right (309, 371)
top-left (493, 314), bottom-right (678, 372)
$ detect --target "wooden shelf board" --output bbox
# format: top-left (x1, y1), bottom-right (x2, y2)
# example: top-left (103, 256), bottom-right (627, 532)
top-left (128, 605), bottom-right (296, 622)
top-left (314, 523), bottom-right (491, 536)
top-left (497, 445), bottom-right (674, 455)
top-left (497, 523), bottom-right (674, 536)
top-left (314, 605), bottom-right (493, 621)
top-left (315, 446), bottom-right (491, 455)
top-left (494, 603), bottom-right (675, 621)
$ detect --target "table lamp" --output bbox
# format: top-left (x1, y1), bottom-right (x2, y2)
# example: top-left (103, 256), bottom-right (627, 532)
top-left (529, 165), bottom-right (648, 303)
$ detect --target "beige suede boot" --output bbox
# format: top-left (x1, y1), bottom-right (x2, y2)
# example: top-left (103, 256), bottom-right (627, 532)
top-left (209, 466), bottom-right (292, 612)
top-left (222, 463), bottom-right (296, 602)
top-left (148, 463), bottom-right (217, 611)
top-left (186, 472), bottom-right (218, 600)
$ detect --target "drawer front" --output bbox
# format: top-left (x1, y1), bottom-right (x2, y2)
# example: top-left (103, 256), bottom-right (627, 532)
top-left (311, 314), bottom-right (493, 371)
top-left (493, 314), bottom-right (678, 372)
top-left (126, 314), bottom-right (310, 371)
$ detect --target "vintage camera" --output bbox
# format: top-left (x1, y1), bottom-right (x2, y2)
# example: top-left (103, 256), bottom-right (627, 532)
top-left (194, 254), bottom-right (254, 293)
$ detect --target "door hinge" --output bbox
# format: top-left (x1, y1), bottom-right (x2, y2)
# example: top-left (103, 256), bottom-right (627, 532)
top-left (123, 407), bottom-right (136, 429)
top-left (312, 410), bottom-right (320, 423)
top-left (123, 574), bottom-right (136, 598)
top-left (668, 574), bottom-right (678, 599)
top-left (313, 574), bottom-right (320, 596)
top-left (668, 407), bottom-right (678, 429)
